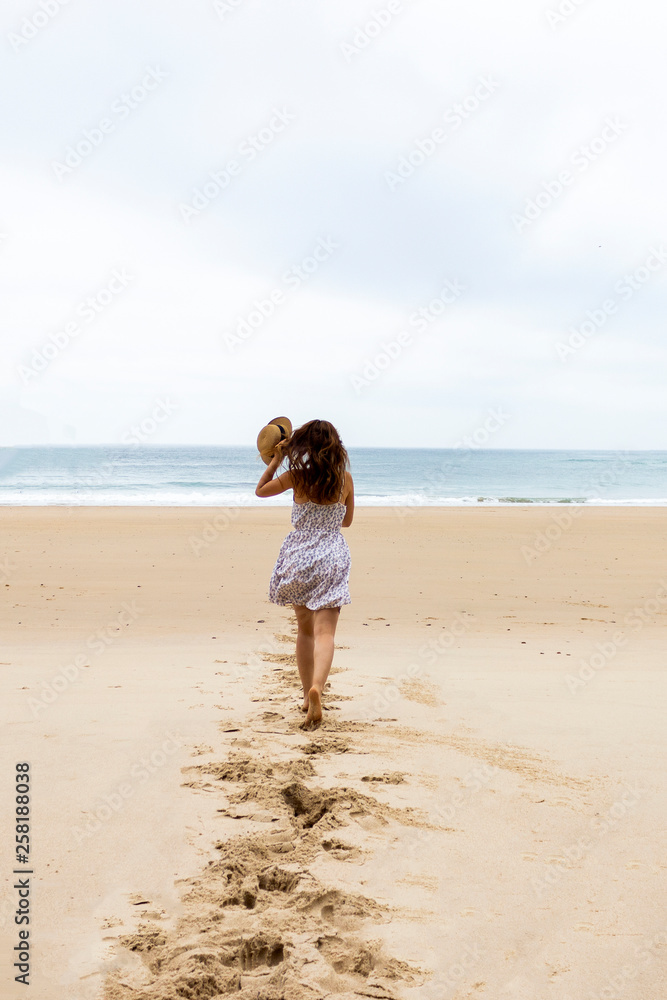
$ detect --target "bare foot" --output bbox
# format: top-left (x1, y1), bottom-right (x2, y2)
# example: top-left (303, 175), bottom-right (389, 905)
top-left (299, 686), bottom-right (322, 730)
top-left (300, 695), bottom-right (309, 712)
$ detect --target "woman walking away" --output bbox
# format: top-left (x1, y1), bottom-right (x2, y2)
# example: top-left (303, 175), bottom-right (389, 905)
top-left (255, 419), bottom-right (354, 730)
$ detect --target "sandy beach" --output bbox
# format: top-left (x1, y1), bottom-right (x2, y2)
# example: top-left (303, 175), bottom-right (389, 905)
top-left (1, 505), bottom-right (666, 1000)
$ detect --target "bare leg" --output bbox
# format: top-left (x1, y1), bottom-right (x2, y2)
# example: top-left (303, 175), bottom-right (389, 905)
top-left (301, 607), bottom-right (340, 730)
top-left (293, 605), bottom-right (314, 710)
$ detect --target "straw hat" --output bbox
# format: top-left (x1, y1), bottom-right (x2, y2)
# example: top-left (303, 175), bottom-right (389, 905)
top-left (257, 416), bottom-right (292, 465)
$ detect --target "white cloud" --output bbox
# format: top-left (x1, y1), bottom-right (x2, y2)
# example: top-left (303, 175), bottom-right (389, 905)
top-left (1, 0), bottom-right (665, 447)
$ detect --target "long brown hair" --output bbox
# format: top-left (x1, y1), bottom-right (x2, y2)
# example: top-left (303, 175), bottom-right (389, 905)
top-left (283, 419), bottom-right (349, 504)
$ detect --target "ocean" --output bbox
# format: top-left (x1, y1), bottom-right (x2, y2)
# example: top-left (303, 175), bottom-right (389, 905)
top-left (0, 446), bottom-right (666, 506)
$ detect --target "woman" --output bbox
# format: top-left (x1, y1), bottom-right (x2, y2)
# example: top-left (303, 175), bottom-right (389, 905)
top-left (255, 419), bottom-right (354, 730)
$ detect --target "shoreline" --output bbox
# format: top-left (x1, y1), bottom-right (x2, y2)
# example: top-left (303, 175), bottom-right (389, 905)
top-left (2, 500), bottom-right (667, 508)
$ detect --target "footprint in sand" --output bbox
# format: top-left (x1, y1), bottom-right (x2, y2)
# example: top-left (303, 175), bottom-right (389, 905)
top-left (361, 773), bottom-right (406, 785)
top-left (322, 837), bottom-right (361, 861)
top-left (110, 648), bottom-right (432, 1000)
top-left (399, 678), bottom-right (442, 707)
top-left (262, 652), bottom-right (297, 665)
top-left (300, 736), bottom-right (351, 755)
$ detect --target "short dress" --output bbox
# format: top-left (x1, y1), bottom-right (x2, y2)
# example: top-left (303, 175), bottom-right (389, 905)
top-left (268, 483), bottom-right (351, 611)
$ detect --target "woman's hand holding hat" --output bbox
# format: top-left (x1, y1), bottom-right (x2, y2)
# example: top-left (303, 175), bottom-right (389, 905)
top-left (267, 440), bottom-right (286, 468)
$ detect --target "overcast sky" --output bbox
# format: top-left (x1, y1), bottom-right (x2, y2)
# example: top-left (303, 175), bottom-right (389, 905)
top-left (2, 0), bottom-right (666, 449)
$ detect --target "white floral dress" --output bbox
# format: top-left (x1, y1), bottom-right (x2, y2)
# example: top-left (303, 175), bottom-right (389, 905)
top-left (268, 486), bottom-right (351, 610)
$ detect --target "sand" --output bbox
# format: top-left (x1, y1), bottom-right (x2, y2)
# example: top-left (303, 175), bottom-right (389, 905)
top-left (1, 505), bottom-right (666, 999)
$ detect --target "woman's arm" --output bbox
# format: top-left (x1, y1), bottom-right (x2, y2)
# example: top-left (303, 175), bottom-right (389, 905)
top-left (255, 448), bottom-right (293, 498)
top-left (341, 472), bottom-right (354, 527)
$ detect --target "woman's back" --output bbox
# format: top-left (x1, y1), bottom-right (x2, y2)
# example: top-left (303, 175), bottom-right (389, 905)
top-left (291, 497), bottom-right (347, 533)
